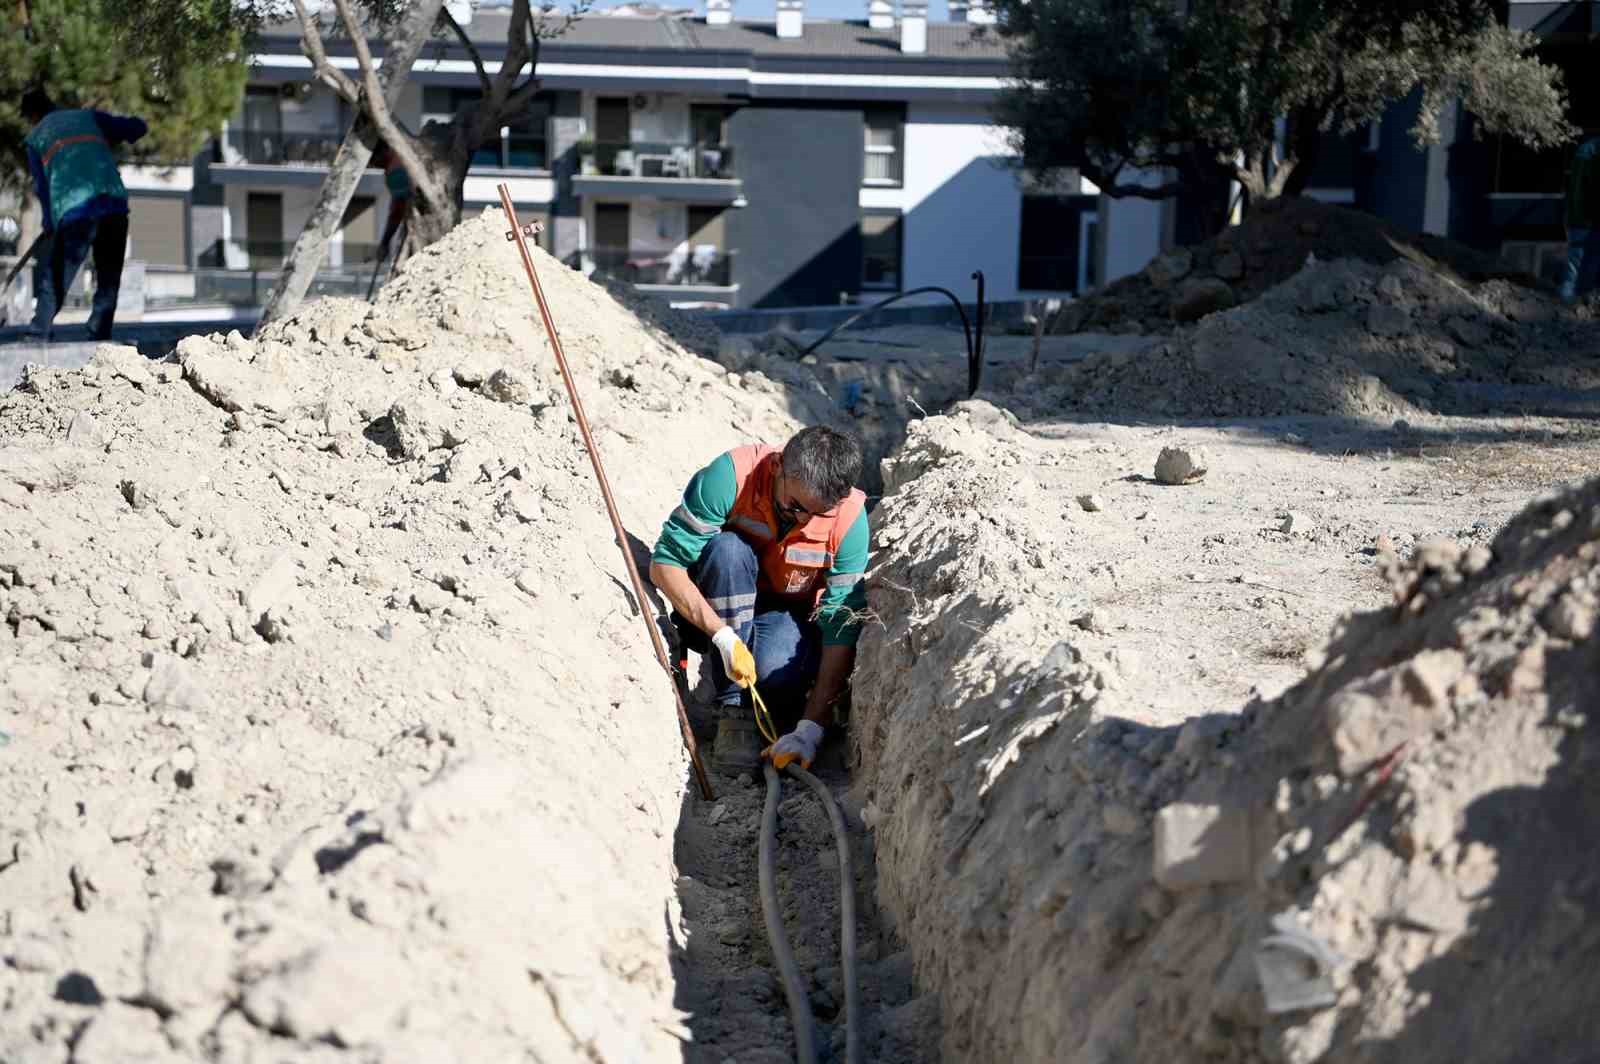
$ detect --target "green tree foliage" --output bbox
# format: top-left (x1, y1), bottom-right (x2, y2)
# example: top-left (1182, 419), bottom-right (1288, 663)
top-left (0, 0), bottom-right (250, 201)
top-left (992, 0), bottom-right (1574, 207)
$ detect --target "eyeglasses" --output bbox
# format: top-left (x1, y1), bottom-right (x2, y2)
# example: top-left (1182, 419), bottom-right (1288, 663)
top-left (776, 472), bottom-right (827, 522)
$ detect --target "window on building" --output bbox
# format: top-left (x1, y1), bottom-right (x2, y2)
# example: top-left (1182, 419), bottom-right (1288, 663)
top-left (421, 87), bottom-right (551, 169)
top-left (864, 106), bottom-right (904, 186)
top-left (1018, 195), bottom-right (1084, 292)
top-left (862, 212), bottom-right (902, 290)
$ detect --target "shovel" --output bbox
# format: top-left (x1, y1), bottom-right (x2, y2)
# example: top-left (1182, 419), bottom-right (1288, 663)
top-left (0, 232), bottom-right (45, 328)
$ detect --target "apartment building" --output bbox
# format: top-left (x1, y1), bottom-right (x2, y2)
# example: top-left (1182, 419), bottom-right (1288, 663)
top-left (112, 1), bottom-right (1148, 313)
top-left (1264, 1), bottom-right (1598, 283)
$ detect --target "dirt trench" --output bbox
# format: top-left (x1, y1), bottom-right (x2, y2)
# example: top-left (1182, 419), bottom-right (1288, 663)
top-left (847, 400), bottom-right (1600, 1063)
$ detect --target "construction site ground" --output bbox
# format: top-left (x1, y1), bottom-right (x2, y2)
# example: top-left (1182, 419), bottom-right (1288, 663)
top-left (3, 206), bottom-right (1598, 1063)
top-left (947, 405), bottom-right (1600, 724)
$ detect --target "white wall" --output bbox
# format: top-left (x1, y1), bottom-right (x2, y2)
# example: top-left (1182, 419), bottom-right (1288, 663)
top-left (631, 95), bottom-right (689, 144)
top-left (898, 103), bottom-right (1024, 303)
top-left (223, 186), bottom-right (373, 268)
top-left (1097, 167), bottom-right (1166, 284)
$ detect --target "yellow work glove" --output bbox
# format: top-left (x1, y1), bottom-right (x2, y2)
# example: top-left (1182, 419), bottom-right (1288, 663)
top-left (764, 719), bottom-right (824, 771)
top-left (711, 626), bottom-right (757, 688)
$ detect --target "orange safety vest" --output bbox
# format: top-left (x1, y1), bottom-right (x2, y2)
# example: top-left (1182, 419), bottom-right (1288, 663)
top-left (725, 444), bottom-right (866, 610)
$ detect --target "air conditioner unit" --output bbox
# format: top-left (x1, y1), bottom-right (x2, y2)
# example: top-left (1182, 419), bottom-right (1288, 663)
top-left (632, 93), bottom-right (652, 111)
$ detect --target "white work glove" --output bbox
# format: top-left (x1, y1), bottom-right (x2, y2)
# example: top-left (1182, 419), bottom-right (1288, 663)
top-left (764, 718), bottom-right (824, 771)
top-left (711, 626), bottom-right (757, 688)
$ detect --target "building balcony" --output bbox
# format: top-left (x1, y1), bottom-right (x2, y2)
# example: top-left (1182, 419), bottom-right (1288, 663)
top-left (589, 245), bottom-right (738, 300)
top-left (208, 129), bottom-right (551, 189)
top-left (572, 141), bottom-right (742, 203)
top-left (198, 238), bottom-right (383, 272)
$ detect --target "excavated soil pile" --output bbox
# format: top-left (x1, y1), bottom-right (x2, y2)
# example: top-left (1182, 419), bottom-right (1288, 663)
top-left (851, 408), bottom-right (1598, 1062)
top-left (1053, 197), bottom-right (1532, 336)
top-left (1016, 255), bottom-right (1600, 420)
top-left (0, 210), bottom-right (819, 1061)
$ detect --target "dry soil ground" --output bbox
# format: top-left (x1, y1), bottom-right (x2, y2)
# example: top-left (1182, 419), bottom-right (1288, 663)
top-left (4, 205), bottom-right (1599, 1063)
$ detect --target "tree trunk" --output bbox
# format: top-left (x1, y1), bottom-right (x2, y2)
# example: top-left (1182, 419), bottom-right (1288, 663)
top-left (258, 0), bottom-right (444, 327)
top-left (1283, 105), bottom-right (1325, 197)
top-left (398, 126), bottom-right (469, 251)
top-left (1235, 144), bottom-right (1297, 204)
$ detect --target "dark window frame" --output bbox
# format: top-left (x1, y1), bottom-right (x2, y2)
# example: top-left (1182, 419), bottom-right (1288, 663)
top-left (863, 104), bottom-right (905, 189)
top-left (861, 208), bottom-right (903, 292)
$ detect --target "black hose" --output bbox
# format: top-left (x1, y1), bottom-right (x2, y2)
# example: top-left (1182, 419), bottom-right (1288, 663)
top-left (969, 270), bottom-right (986, 396)
top-left (788, 764), bottom-right (861, 1064)
top-left (798, 285), bottom-right (973, 383)
top-left (760, 761), bottom-right (818, 1064)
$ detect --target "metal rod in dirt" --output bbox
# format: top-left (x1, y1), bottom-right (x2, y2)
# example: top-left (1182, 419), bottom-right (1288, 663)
top-left (789, 763), bottom-right (861, 1064)
top-left (761, 762), bottom-right (819, 1064)
top-left (495, 183), bottom-right (714, 801)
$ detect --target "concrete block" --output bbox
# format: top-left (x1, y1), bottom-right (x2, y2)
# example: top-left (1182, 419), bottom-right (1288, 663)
top-left (1153, 802), bottom-right (1252, 891)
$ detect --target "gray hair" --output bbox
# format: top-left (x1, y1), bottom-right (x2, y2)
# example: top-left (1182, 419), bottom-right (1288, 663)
top-left (781, 426), bottom-right (861, 506)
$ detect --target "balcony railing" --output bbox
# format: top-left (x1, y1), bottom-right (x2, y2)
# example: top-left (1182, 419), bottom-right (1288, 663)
top-left (219, 129), bottom-right (345, 167)
top-left (197, 239), bottom-right (384, 271)
top-left (591, 245), bottom-right (735, 287)
top-left (580, 142), bottom-right (736, 181)
top-left (217, 129), bottom-right (549, 171)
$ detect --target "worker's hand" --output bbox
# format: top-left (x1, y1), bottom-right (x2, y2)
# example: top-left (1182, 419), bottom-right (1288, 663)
top-left (764, 718), bottom-right (824, 771)
top-left (710, 626), bottom-right (756, 688)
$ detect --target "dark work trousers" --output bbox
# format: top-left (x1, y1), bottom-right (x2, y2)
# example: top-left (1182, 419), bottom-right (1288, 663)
top-left (31, 212), bottom-right (129, 340)
top-left (673, 531), bottom-right (821, 713)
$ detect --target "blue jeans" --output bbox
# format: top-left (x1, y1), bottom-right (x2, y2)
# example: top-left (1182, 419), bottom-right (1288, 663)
top-left (31, 213), bottom-right (128, 340)
top-left (1561, 226), bottom-right (1600, 304)
top-left (683, 532), bottom-right (820, 710)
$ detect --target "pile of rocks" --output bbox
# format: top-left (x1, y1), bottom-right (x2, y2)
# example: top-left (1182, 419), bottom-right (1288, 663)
top-left (1013, 255), bottom-right (1600, 420)
top-left (1053, 197), bottom-right (1531, 337)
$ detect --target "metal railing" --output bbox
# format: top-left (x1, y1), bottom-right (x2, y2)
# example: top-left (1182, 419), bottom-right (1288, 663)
top-left (580, 141), bottom-right (736, 180)
top-left (469, 133), bottom-right (549, 170)
top-left (192, 266), bottom-right (374, 305)
top-left (590, 245), bottom-right (735, 287)
top-left (217, 128), bottom-right (549, 171)
top-left (197, 239), bottom-right (384, 270)
top-left (219, 129), bottom-right (345, 166)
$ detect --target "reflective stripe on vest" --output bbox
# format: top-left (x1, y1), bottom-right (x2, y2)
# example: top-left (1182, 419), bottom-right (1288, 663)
top-left (785, 546), bottom-right (830, 567)
top-left (25, 110), bottom-right (127, 227)
top-left (730, 514), bottom-right (774, 541)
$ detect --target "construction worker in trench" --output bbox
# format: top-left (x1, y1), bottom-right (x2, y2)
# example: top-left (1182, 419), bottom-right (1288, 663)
top-left (648, 426), bottom-right (869, 770)
top-left (20, 87), bottom-right (147, 341)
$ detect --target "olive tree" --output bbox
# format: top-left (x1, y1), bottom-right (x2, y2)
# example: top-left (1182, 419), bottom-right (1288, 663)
top-left (992, 0), bottom-right (1574, 213)
top-left (257, 0), bottom-right (590, 322)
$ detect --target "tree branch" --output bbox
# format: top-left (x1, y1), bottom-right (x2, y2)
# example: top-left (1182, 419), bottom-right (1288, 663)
top-left (471, 0), bottom-right (535, 147)
top-left (291, 0), bottom-right (361, 106)
top-left (334, 0), bottom-right (389, 121)
top-left (503, 35), bottom-right (544, 113)
top-left (442, 6), bottom-right (493, 97)
top-left (331, 0), bottom-right (444, 211)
